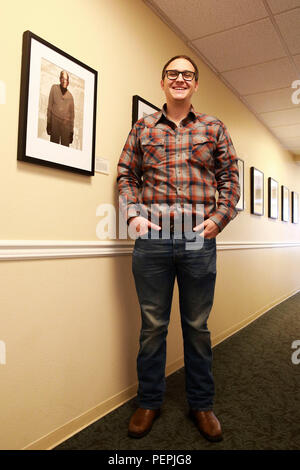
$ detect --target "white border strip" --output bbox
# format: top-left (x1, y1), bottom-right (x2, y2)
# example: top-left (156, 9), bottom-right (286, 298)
top-left (0, 240), bottom-right (299, 261)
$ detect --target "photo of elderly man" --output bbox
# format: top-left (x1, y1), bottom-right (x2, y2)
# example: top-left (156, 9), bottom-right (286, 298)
top-left (46, 70), bottom-right (74, 147)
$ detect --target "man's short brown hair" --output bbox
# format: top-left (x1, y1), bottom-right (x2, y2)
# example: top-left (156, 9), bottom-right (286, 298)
top-left (162, 55), bottom-right (199, 82)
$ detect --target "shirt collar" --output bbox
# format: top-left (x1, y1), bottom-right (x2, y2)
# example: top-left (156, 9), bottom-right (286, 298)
top-left (150, 104), bottom-right (197, 127)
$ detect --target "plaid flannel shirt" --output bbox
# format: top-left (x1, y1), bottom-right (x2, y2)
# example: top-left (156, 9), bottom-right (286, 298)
top-left (117, 105), bottom-right (240, 232)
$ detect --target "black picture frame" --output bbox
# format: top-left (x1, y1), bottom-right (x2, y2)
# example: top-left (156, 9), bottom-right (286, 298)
top-left (132, 95), bottom-right (160, 127)
top-left (250, 166), bottom-right (264, 216)
top-left (291, 191), bottom-right (299, 224)
top-left (17, 30), bottom-right (98, 176)
top-left (268, 177), bottom-right (279, 219)
top-left (281, 185), bottom-right (289, 222)
top-left (236, 158), bottom-right (244, 211)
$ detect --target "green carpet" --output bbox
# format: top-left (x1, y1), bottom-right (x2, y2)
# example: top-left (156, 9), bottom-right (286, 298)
top-left (55, 292), bottom-right (300, 450)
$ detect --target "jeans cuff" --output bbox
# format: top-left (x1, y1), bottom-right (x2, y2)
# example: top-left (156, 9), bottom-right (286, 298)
top-left (138, 401), bottom-right (162, 410)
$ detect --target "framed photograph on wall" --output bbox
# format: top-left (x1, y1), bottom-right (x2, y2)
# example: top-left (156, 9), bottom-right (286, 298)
top-left (250, 166), bottom-right (264, 216)
top-left (236, 158), bottom-right (244, 211)
top-left (17, 30), bottom-right (98, 175)
top-left (281, 185), bottom-right (289, 222)
top-left (132, 95), bottom-right (160, 127)
top-left (291, 191), bottom-right (299, 224)
top-left (268, 177), bottom-right (278, 219)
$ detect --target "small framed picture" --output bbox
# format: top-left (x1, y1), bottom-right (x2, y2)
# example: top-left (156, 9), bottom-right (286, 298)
top-left (236, 158), bottom-right (244, 211)
top-left (132, 95), bottom-right (160, 127)
top-left (268, 177), bottom-right (278, 219)
top-left (17, 30), bottom-right (98, 175)
top-left (291, 191), bottom-right (299, 224)
top-left (281, 186), bottom-right (289, 222)
top-left (250, 167), bottom-right (264, 216)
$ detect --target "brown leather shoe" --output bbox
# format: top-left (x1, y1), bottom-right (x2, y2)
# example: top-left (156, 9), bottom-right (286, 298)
top-left (189, 410), bottom-right (223, 442)
top-left (128, 408), bottom-right (161, 438)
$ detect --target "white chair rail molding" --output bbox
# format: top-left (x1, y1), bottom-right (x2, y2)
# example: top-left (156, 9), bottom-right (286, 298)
top-left (0, 239), bottom-right (300, 261)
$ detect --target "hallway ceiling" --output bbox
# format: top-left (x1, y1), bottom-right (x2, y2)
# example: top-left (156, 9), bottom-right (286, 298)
top-left (144, 0), bottom-right (300, 157)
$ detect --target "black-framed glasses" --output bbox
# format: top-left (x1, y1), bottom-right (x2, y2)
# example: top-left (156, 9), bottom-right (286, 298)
top-left (165, 70), bottom-right (196, 81)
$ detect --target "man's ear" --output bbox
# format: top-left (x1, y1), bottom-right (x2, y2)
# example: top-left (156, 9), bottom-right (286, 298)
top-left (160, 79), bottom-right (165, 90)
top-left (194, 81), bottom-right (199, 92)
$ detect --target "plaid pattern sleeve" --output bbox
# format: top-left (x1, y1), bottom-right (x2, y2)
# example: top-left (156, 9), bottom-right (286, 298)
top-left (209, 121), bottom-right (240, 232)
top-left (117, 107), bottom-right (240, 231)
top-left (117, 123), bottom-right (143, 221)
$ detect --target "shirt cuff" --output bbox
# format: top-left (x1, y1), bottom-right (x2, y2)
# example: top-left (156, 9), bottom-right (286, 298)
top-left (127, 206), bottom-right (140, 221)
top-left (209, 213), bottom-right (229, 233)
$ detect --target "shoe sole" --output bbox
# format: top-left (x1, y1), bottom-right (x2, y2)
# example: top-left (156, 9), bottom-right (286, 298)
top-left (128, 412), bottom-right (160, 439)
top-left (189, 411), bottom-right (223, 442)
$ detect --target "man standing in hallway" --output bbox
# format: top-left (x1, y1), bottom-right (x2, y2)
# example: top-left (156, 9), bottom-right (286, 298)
top-left (47, 70), bottom-right (74, 147)
top-left (117, 55), bottom-right (240, 441)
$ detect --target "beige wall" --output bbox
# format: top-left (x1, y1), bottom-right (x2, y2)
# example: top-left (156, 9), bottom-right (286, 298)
top-left (0, 0), bottom-right (299, 450)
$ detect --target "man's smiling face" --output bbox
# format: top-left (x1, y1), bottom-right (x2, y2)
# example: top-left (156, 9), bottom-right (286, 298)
top-left (160, 57), bottom-right (198, 105)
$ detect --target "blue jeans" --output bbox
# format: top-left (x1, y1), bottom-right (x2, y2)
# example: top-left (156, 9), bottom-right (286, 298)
top-left (132, 231), bottom-right (217, 411)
